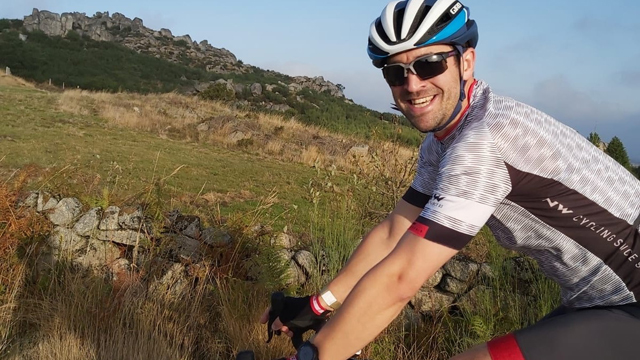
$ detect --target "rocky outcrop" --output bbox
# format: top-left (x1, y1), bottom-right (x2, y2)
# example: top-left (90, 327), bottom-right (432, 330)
top-left (289, 76), bottom-right (344, 98)
top-left (23, 8), bottom-right (241, 72)
top-left (21, 8), bottom-right (346, 100)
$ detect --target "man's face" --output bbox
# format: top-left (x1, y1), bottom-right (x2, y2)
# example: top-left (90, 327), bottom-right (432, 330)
top-left (386, 44), bottom-right (472, 133)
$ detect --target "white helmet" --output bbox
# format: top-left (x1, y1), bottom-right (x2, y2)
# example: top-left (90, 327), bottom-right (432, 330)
top-left (367, 0), bottom-right (478, 68)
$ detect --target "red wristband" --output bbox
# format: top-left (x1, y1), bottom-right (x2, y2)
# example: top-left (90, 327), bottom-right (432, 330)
top-left (310, 294), bottom-right (328, 315)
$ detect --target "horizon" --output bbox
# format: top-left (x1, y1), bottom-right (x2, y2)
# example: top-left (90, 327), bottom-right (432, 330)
top-left (3, 1), bottom-right (639, 163)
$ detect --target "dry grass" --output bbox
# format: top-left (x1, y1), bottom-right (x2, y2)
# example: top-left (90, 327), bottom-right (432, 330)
top-left (56, 89), bottom-right (419, 178)
top-left (0, 74), bottom-right (36, 89)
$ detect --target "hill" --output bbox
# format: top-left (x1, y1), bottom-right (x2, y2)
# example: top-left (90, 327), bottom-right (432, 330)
top-left (0, 10), bottom-right (423, 146)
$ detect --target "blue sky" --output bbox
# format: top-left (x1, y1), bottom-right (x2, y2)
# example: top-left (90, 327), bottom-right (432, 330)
top-left (3, 0), bottom-right (640, 162)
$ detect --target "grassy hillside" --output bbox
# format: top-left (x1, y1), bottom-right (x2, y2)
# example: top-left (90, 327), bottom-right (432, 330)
top-left (0, 23), bottom-right (422, 147)
top-left (0, 74), bottom-right (559, 359)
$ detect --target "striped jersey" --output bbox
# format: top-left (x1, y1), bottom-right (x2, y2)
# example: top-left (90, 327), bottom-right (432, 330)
top-left (403, 79), bottom-right (640, 308)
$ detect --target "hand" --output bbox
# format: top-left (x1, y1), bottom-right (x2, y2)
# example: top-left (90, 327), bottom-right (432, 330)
top-left (260, 295), bottom-right (330, 348)
top-left (260, 307), bottom-right (293, 338)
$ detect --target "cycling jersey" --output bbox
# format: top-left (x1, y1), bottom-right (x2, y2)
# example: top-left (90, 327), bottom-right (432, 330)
top-left (403, 79), bottom-right (640, 308)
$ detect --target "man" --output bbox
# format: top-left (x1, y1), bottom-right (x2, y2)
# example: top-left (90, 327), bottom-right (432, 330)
top-left (261, 0), bottom-right (640, 359)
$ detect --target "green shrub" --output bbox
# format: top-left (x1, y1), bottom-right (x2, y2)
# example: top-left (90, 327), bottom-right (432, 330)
top-left (197, 83), bottom-right (235, 102)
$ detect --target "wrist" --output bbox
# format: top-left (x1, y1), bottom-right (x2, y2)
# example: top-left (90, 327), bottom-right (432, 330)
top-left (310, 294), bottom-right (330, 315)
top-left (318, 288), bottom-right (342, 311)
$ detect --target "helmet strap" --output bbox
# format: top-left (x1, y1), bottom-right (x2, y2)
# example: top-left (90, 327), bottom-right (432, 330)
top-left (428, 46), bottom-right (467, 134)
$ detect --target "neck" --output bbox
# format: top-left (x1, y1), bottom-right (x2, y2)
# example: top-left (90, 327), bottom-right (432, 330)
top-left (434, 78), bottom-right (476, 139)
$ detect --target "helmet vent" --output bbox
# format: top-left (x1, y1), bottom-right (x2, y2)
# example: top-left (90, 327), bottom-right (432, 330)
top-left (375, 19), bottom-right (393, 45)
top-left (404, 3), bottom-right (431, 40)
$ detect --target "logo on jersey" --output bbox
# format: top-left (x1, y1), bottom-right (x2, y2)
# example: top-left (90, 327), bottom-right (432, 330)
top-left (432, 194), bottom-right (445, 202)
top-left (450, 2), bottom-right (463, 15)
top-left (544, 198), bottom-right (574, 214)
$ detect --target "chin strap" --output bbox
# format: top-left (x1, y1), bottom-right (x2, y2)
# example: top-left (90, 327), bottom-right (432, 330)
top-left (428, 45), bottom-right (468, 134)
top-left (427, 78), bottom-right (466, 134)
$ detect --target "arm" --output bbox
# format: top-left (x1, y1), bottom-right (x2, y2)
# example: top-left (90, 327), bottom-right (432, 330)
top-left (318, 198), bottom-right (423, 309)
top-left (313, 232), bottom-right (458, 360)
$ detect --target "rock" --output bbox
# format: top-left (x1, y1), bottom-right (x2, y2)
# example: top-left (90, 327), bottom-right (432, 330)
top-left (109, 258), bottom-right (132, 281)
top-left (160, 28), bottom-right (172, 37)
top-left (20, 191), bottom-right (39, 209)
top-left (440, 275), bottom-right (468, 294)
top-left (150, 263), bottom-right (189, 298)
top-left (456, 285), bottom-right (493, 313)
top-left (410, 288), bottom-right (455, 313)
top-left (228, 131), bottom-right (248, 143)
top-left (166, 211), bottom-right (201, 239)
top-left (73, 207), bottom-right (102, 236)
top-left (42, 197), bottom-right (59, 212)
top-left (250, 83), bottom-right (263, 96)
top-left (271, 232), bottom-right (297, 249)
top-left (96, 230), bottom-right (143, 246)
top-left (196, 122), bottom-right (210, 132)
top-left (347, 144), bottom-right (369, 157)
top-left (293, 250), bottom-right (317, 277)
top-left (74, 239), bottom-right (121, 270)
top-left (443, 257), bottom-right (480, 282)
top-left (479, 263), bottom-right (493, 280)
top-left (171, 234), bottom-right (201, 261)
top-left (424, 269), bottom-right (444, 288)
top-left (174, 34), bottom-right (192, 44)
top-left (48, 227), bottom-right (87, 253)
top-left (118, 206), bottom-right (144, 230)
top-left (99, 206), bottom-right (121, 230)
top-left (266, 104), bottom-right (291, 112)
top-left (284, 260), bottom-right (306, 287)
top-left (201, 227), bottom-right (232, 247)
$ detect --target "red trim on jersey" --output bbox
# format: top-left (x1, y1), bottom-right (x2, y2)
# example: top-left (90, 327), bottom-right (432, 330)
top-left (435, 79), bottom-right (478, 141)
top-left (487, 334), bottom-right (525, 360)
top-left (408, 222), bottom-right (430, 238)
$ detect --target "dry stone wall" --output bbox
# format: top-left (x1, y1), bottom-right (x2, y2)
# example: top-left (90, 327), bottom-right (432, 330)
top-left (20, 190), bottom-right (498, 315)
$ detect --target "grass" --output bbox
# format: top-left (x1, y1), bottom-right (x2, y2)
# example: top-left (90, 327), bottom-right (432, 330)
top-left (0, 74), bottom-right (560, 359)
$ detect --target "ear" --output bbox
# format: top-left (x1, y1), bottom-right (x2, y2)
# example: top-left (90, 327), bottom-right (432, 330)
top-left (461, 47), bottom-right (476, 81)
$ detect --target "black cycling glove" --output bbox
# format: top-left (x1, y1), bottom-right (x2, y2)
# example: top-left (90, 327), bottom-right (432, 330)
top-left (268, 294), bottom-right (330, 349)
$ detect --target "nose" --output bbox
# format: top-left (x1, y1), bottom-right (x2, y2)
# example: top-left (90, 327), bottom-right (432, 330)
top-left (404, 71), bottom-right (425, 93)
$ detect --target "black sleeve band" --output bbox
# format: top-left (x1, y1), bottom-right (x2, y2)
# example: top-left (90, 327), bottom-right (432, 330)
top-left (402, 187), bottom-right (431, 208)
top-left (410, 216), bottom-right (473, 250)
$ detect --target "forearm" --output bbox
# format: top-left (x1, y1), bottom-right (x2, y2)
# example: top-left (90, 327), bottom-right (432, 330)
top-left (312, 235), bottom-right (458, 360)
top-left (322, 220), bottom-right (401, 305)
top-left (313, 241), bottom-right (427, 359)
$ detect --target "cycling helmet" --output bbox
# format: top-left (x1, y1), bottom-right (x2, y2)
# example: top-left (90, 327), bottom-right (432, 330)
top-left (368, 0), bottom-right (478, 68)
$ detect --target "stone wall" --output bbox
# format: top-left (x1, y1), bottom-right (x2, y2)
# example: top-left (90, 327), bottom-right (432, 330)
top-left (20, 190), bottom-right (496, 315)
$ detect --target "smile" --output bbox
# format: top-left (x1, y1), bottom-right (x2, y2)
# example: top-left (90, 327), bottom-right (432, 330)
top-left (409, 95), bottom-right (435, 108)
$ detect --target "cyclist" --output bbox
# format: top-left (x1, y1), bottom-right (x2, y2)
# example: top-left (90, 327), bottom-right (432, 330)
top-left (261, 0), bottom-right (640, 359)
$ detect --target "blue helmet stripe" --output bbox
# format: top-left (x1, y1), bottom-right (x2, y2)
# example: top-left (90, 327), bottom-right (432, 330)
top-left (421, 9), bottom-right (468, 46)
top-left (367, 49), bottom-right (389, 59)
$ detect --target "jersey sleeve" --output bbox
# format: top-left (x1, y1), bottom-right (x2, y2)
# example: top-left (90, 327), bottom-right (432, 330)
top-left (408, 126), bottom-right (512, 250)
top-left (402, 136), bottom-right (440, 208)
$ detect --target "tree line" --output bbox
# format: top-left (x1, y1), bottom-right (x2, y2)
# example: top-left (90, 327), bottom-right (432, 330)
top-left (588, 132), bottom-right (639, 178)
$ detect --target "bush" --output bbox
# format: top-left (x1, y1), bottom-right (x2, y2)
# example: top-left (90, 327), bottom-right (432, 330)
top-left (197, 83), bottom-right (235, 102)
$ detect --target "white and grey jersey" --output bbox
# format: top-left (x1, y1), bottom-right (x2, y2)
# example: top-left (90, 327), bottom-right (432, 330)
top-left (403, 80), bottom-right (640, 308)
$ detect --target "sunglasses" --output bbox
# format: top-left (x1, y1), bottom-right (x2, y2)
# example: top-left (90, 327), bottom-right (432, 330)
top-left (382, 50), bottom-right (458, 87)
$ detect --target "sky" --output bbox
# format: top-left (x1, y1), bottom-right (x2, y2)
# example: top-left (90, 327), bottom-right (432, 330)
top-left (3, 0), bottom-right (640, 163)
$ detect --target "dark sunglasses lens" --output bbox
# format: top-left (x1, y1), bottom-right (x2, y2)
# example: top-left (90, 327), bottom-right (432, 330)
top-left (413, 58), bottom-right (447, 80)
top-left (382, 65), bottom-right (406, 86)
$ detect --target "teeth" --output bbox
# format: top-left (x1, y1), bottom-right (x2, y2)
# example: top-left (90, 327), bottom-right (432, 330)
top-left (410, 96), bottom-right (435, 107)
